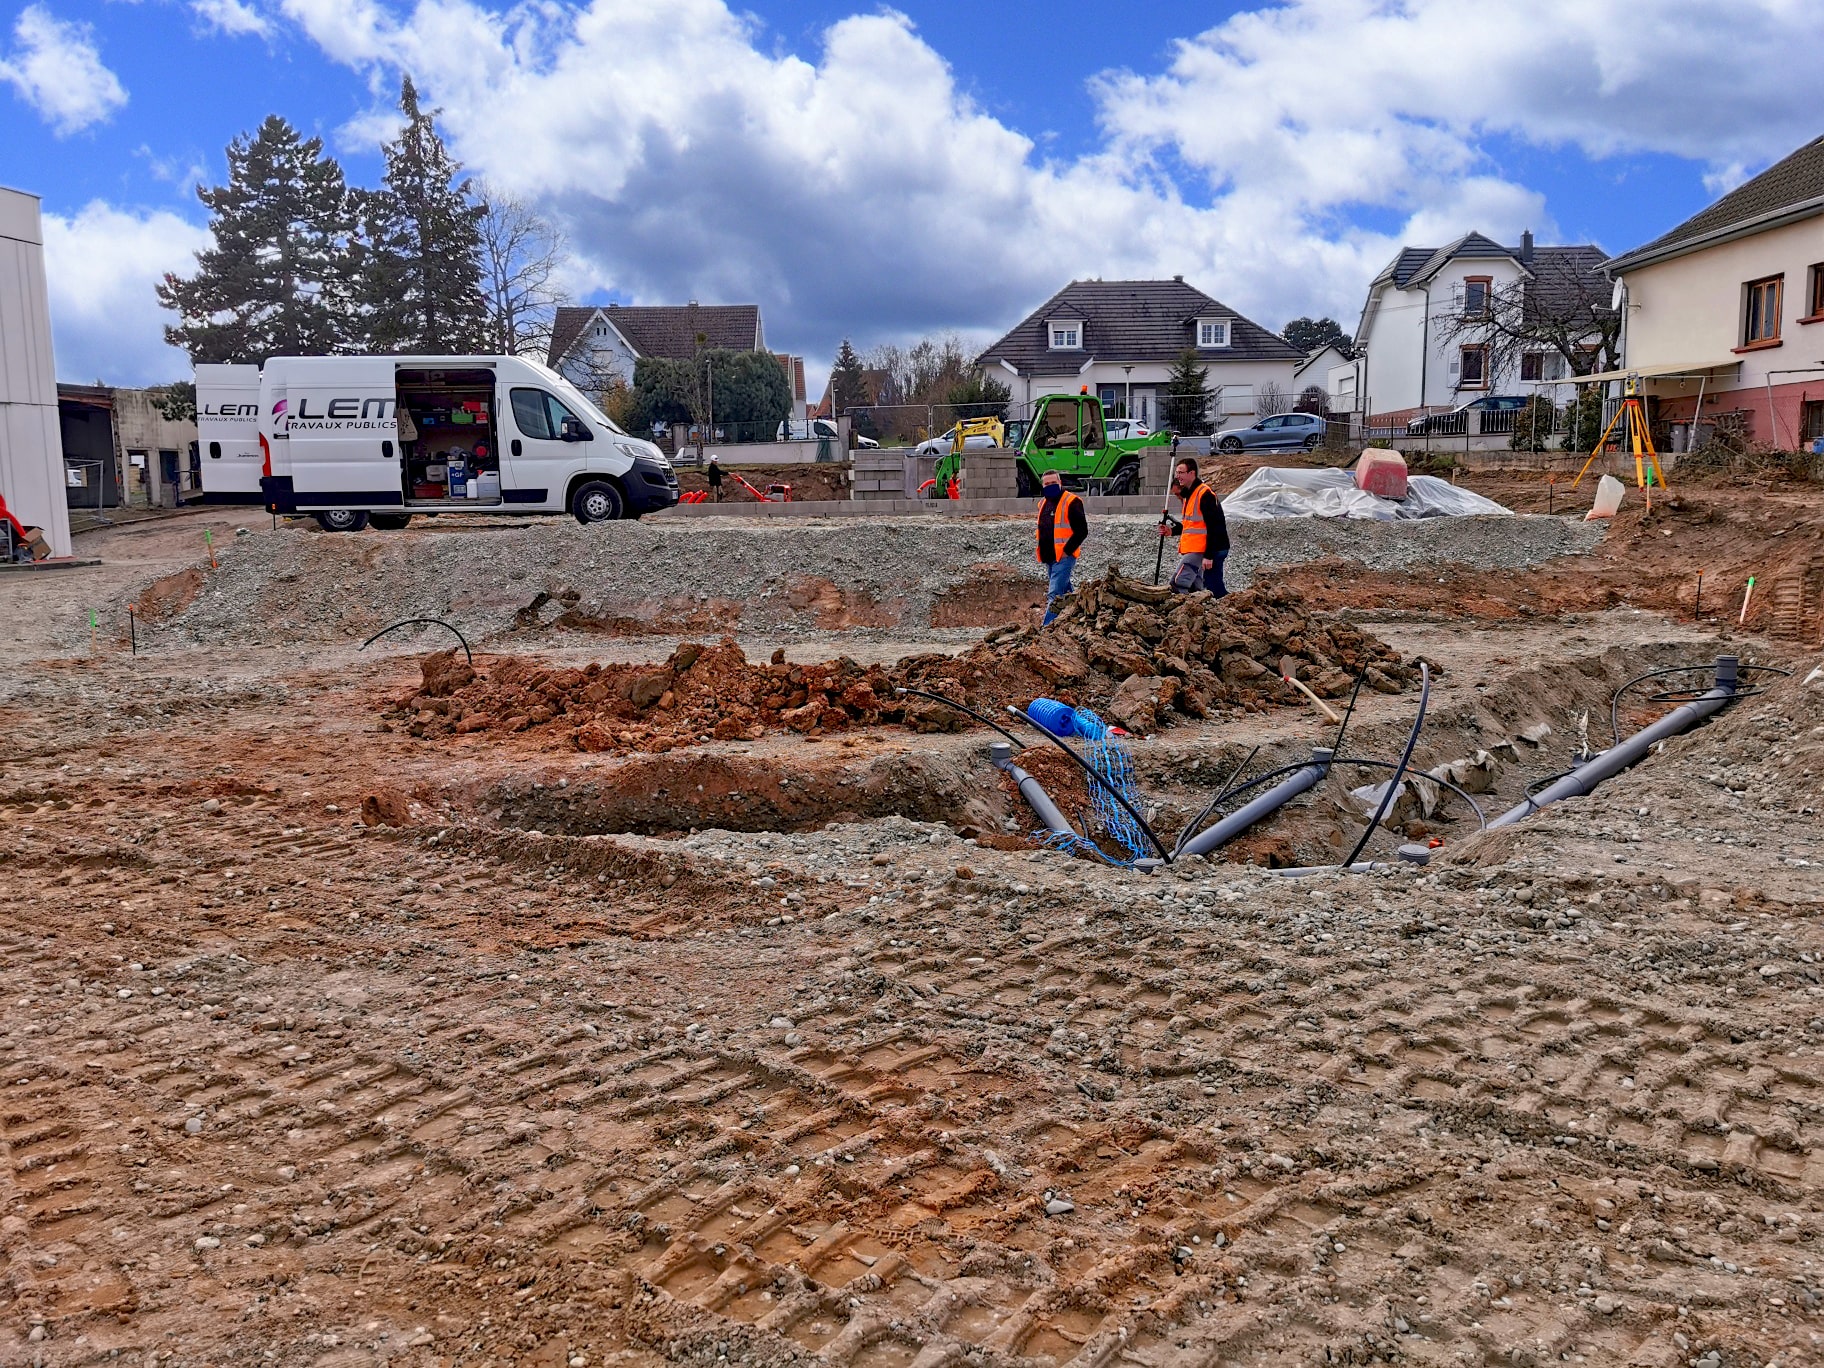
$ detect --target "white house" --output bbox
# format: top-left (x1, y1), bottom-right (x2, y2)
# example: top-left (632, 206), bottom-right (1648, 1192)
top-left (1350, 232), bottom-right (1609, 420)
top-left (0, 185), bottom-right (71, 556)
top-left (974, 277), bottom-right (1302, 429)
top-left (1605, 133), bottom-right (1824, 451)
top-left (1292, 342), bottom-right (1351, 407)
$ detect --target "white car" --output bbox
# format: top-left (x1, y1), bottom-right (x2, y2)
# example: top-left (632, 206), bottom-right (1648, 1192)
top-left (813, 417), bottom-right (878, 449)
top-left (1105, 419), bottom-right (1150, 440)
top-left (914, 424), bottom-right (999, 458)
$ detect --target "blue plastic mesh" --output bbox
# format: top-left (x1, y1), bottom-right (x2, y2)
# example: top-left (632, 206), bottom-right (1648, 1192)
top-left (1033, 709), bottom-right (1150, 865)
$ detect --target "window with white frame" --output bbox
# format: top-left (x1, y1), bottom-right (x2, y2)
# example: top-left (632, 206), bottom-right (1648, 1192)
top-left (1196, 318), bottom-right (1229, 348)
top-left (1048, 321), bottom-right (1081, 349)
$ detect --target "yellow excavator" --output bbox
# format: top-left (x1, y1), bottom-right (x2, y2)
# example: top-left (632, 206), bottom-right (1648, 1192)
top-left (950, 416), bottom-right (1005, 452)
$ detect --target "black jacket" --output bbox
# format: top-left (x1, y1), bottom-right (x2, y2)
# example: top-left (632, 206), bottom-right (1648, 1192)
top-left (1038, 492), bottom-right (1088, 563)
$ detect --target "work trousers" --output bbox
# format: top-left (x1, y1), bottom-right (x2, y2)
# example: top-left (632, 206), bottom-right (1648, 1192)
top-left (1043, 553), bottom-right (1077, 624)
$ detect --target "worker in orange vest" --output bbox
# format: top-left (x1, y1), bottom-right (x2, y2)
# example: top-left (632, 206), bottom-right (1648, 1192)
top-left (1036, 468), bottom-right (1088, 625)
top-left (1158, 457), bottom-right (1229, 597)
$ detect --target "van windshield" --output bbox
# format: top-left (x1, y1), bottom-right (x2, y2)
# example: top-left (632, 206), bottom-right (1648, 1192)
top-left (550, 379), bottom-right (623, 436)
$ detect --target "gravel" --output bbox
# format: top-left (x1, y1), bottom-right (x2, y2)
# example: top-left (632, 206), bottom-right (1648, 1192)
top-left (140, 511), bottom-right (1604, 648)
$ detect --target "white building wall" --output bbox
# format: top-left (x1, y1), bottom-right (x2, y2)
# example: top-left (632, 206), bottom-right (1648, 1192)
top-left (1619, 215), bottom-right (1824, 391)
top-left (0, 186), bottom-right (71, 556)
top-left (557, 313), bottom-right (639, 392)
top-left (1001, 355), bottom-right (1298, 426)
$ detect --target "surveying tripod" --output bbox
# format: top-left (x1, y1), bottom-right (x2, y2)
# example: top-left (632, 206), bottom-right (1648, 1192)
top-left (1569, 377), bottom-right (1668, 493)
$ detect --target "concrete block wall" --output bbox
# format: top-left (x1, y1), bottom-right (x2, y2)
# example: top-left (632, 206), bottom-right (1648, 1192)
top-left (851, 449), bottom-right (907, 500)
top-left (960, 451), bottom-right (1018, 500)
top-left (1142, 445), bottom-right (1173, 496)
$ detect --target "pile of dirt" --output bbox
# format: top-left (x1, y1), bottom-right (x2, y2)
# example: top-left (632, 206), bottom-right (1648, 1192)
top-left (897, 567), bottom-right (1417, 734)
top-left (389, 639), bottom-right (894, 752)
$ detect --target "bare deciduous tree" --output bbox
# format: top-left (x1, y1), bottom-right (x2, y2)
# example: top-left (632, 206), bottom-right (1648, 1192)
top-left (1255, 381), bottom-right (1289, 416)
top-left (1432, 250), bottom-right (1620, 390)
top-left (476, 184), bottom-right (568, 358)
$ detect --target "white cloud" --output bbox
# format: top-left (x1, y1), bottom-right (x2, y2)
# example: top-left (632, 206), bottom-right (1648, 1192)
top-left (190, 0), bottom-right (272, 39)
top-left (0, 4), bottom-right (128, 135)
top-left (75, 0), bottom-right (1824, 383)
top-left (42, 202), bottom-right (210, 384)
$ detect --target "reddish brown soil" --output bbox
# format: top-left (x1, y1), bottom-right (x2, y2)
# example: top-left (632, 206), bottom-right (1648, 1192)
top-left (675, 462), bottom-right (849, 503)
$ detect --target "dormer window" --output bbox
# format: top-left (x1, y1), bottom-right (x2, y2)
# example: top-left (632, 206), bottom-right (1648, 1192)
top-left (1196, 318), bottom-right (1229, 348)
top-left (1048, 320), bottom-right (1082, 349)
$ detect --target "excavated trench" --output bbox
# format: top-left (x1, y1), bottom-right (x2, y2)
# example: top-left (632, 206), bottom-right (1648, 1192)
top-left (485, 745), bottom-right (1016, 839)
top-left (449, 636), bottom-right (1764, 871)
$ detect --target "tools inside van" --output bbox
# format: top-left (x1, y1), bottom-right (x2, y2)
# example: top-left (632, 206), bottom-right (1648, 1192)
top-left (397, 367), bottom-right (503, 505)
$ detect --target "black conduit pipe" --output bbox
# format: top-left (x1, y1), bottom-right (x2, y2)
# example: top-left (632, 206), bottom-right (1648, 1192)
top-left (1172, 744), bottom-right (1260, 859)
top-left (1340, 661), bottom-right (1431, 872)
top-left (1489, 655), bottom-right (1738, 830)
top-left (361, 616), bottom-right (473, 665)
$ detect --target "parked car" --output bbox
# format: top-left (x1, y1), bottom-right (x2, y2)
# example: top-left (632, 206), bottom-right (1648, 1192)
top-left (1105, 418), bottom-right (1150, 440)
top-left (1213, 412), bottom-right (1327, 453)
top-left (1405, 395), bottom-right (1527, 435)
top-left (812, 416), bottom-right (878, 449)
top-left (914, 423), bottom-right (1000, 458)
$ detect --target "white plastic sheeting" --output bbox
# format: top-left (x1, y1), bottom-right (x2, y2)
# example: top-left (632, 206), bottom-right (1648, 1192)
top-left (1221, 467), bottom-right (1511, 522)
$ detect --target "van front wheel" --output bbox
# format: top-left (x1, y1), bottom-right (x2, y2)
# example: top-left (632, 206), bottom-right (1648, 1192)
top-left (572, 480), bottom-right (624, 524)
top-left (314, 510), bottom-right (369, 533)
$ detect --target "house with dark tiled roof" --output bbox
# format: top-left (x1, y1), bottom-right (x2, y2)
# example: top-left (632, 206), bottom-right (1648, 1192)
top-left (548, 302), bottom-right (763, 381)
top-left (1605, 134), bottom-right (1824, 450)
top-left (974, 278), bottom-right (1302, 428)
top-left (1349, 231), bottom-right (1611, 421)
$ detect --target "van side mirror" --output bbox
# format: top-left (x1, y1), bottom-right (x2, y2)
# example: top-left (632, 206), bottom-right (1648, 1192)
top-left (560, 416), bottom-right (591, 442)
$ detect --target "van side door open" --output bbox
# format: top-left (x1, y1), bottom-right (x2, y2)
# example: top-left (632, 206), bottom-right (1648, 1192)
top-left (285, 362), bottom-right (401, 507)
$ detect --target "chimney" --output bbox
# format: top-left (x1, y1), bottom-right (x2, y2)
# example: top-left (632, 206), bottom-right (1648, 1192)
top-left (1173, 273), bottom-right (1184, 282)
top-left (1520, 230), bottom-right (1534, 264)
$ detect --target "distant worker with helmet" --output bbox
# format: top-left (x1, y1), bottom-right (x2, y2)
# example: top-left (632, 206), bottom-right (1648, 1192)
top-left (1036, 467), bottom-right (1088, 626)
top-left (1159, 457), bottom-right (1229, 597)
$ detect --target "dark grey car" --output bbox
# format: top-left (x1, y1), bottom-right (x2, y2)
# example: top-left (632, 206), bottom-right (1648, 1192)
top-left (1214, 412), bottom-right (1327, 453)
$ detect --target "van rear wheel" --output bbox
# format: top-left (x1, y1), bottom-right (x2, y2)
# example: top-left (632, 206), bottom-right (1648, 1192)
top-left (313, 510), bottom-right (369, 533)
top-left (571, 480), bottom-right (624, 524)
top-left (369, 513), bottom-right (413, 530)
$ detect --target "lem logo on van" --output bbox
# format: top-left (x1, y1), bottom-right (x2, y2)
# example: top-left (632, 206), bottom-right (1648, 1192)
top-left (201, 402), bottom-right (258, 417)
top-left (289, 396), bottom-right (396, 432)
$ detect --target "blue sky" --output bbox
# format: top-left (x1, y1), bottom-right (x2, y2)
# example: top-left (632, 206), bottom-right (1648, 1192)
top-left (3, 0), bottom-right (1818, 386)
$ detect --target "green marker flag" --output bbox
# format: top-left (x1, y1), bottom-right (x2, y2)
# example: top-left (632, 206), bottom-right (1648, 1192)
top-left (89, 609), bottom-right (97, 629)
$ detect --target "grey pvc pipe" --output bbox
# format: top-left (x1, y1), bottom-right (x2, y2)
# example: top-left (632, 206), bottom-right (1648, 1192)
top-left (991, 741), bottom-right (1073, 835)
top-left (1487, 655), bottom-right (1738, 830)
top-left (1178, 749), bottom-right (1333, 859)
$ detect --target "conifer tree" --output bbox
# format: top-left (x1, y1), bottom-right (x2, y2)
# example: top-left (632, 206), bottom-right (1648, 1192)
top-left (358, 76), bottom-right (488, 352)
top-left (829, 338), bottom-right (870, 412)
top-left (1162, 349), bottom-right (1213, 435)
top-left (157, 115), bottom-right (356, 363)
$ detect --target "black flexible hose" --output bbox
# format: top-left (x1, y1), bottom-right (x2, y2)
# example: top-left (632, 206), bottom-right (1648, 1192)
top-left (360, 617), bottom-right (473, 664)
top-left (1341, 662), bottom-right (1430, 873)
top-left (1172, 744), bottom-right (1260, 858)
top-left (1009, 706), bottom-right (1173, 862)
top-left (895, 686), bottom-right (1123, 866)
top-left (1332, 757), bottom-right (1486, 829)
top-left (894, 686), bottom-right (1030, 751)
top-left (1329, 669), bottom-right (1367, 757)
top-left (1610, 662), bottom-right (1788, 746)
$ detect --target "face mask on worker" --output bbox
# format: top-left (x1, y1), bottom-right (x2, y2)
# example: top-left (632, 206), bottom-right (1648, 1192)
top-left (1042, 478), bottom-right (1061, 498)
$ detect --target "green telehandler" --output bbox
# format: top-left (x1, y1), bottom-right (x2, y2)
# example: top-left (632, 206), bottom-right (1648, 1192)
top-left (929, 390), bottom-right (1169, 499)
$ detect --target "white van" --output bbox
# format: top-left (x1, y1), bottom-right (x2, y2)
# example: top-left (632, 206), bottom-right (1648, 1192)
top-left (255, 354), bottom-right (678, 530)
top-left (195, 363), bottom-right (264, 503)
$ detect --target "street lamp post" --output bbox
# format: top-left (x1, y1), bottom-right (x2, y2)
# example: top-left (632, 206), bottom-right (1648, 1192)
top-left (1122, 365), bottom-right (1133, 422)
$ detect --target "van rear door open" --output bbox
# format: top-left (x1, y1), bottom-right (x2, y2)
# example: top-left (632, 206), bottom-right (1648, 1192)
top-left (195, 363), bottom-right (263, 502)
top-left (284, 360), bottom-right (401, 507)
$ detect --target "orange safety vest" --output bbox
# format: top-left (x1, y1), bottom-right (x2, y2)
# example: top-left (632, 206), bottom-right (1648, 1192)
top-left (1035, 489), bottom-right (1083, 562)
top-left (1178, 484), bottom-right (1212, 555)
